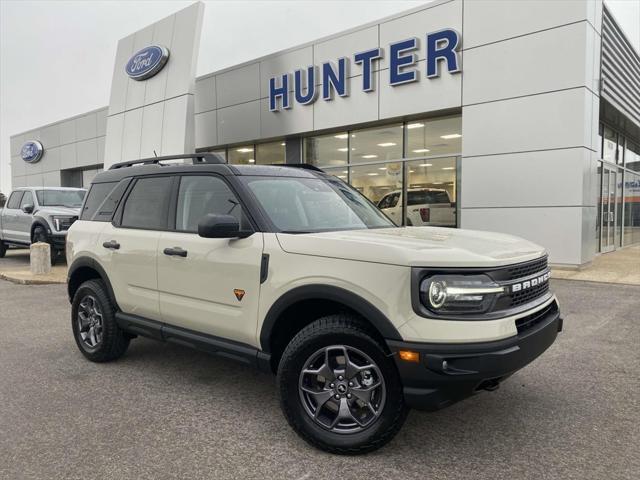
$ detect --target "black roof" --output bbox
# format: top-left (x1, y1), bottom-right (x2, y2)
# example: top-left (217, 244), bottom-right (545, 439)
top-left (93, 154), bottom-right (325, 184)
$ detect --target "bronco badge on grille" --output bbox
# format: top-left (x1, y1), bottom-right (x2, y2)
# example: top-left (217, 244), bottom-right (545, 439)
top-left (511, 271), bottom-right (551, 293)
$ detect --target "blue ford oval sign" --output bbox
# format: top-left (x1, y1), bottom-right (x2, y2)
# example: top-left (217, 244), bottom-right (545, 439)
top-left (21, 141), bottom-right (44, 164)
top-left (125, 45), bottom-right (170, 81)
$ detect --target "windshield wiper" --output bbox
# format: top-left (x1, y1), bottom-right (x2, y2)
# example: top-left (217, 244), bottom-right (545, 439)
top-left (279, 230), bottom-right (313, 234)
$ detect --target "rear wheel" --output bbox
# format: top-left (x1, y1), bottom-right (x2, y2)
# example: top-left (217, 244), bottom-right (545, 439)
top-left (71, 279), bottom-right (130, 362)
top-left (0, 241), bottom-right (6, 258)
top-left (277, 314), bottom-right (408, 454)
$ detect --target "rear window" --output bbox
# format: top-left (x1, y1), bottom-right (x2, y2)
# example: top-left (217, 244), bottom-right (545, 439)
top-left (407, 190), bottom-right (450, 205)
top-left (121, 176), bottom-right (172, 230)
top-left (81, 180), bottom-right (130, 222)
top-left (6, 191), bottom-right (24, 209)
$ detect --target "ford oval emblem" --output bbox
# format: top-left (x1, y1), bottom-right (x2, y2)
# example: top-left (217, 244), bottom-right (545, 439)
top-left (21, 140), bottom-right (44, 164)
top-left (125, 45), bottom-right (170, 81)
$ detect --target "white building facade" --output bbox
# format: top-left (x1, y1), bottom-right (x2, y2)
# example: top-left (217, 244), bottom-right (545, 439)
top-left (8, 0), bottom-right (640, 267)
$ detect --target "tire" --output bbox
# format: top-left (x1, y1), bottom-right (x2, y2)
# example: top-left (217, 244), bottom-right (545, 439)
top-left (277, 314), bottom-right (408, 454)
top-left (0, 241), bottom-right (6, 258)
top-left (31, 225), bottom-right (57, 264)
top-left (71, 279), bottom-right (130, 362)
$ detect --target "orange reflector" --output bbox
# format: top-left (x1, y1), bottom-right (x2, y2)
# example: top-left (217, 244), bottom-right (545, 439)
top-left (399, 350), bottom-right (420, 363)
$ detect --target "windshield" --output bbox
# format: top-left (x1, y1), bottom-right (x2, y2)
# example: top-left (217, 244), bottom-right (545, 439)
top-left (36, 189), bottom-right (86, 208)
top-left (242, 175), bottom-right (394, 233)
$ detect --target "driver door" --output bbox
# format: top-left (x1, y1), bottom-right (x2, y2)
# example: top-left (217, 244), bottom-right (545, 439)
top-left (157, 174), bottom-right (264, 346)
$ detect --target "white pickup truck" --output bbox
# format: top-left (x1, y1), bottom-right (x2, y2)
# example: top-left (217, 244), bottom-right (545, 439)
top-left (0, 187), bottom-right (86, 261)
top-left (377, 188), bottom-right (456, 227)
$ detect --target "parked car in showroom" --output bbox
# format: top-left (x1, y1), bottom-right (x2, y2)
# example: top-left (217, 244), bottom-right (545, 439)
top-left (66, 154), bottom-right (561, 454)
top-left (377, 188), bottom-right (456, 227)
top-left (0, 187), bottom-right (86, 262)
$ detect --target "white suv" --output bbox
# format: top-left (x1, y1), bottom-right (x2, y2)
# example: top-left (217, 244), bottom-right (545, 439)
top-left (377, 188), bottom-right (456, 227)
top-left (66, 154), bottom-right (562, 454)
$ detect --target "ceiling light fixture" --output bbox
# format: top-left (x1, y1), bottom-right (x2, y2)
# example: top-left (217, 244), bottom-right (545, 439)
top-left (440, 134), bottom-right (462, 139)
top-left (442, 167), bottom-right (455, 170)
top-left (378, 167), bottom-right (387, 170)
top-left (248, 159), bottom-right (255, 163)
top-left (412, 148), bottom-right (430, 153)
top-left (367, 173), bottom-right (379, 176)
top-left (377, 142), bottom-right (397, 147)
top-left (236, 148), bottom-right (253, 153)
top-left (419, 163), bottom-right (433, 167)
top-left (337, 148), bottom-right (348, 152)
top-left (334, 134), bottom-right (348, 139)
top-left (407, 123), bottom-right (424, 129)
top-left (362, 154), bottom-right (378, 159)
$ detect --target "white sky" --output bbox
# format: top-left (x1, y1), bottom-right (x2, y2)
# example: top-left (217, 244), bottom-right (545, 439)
top-left (1, 0), bottom-right (639, 194)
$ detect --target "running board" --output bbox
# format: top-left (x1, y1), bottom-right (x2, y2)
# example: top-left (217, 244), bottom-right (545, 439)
top-left (115, 312), bottom-right (271, 372)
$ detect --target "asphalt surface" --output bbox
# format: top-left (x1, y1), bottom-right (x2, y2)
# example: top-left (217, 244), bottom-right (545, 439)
top-left (0, 279), bottom-right (638, 480)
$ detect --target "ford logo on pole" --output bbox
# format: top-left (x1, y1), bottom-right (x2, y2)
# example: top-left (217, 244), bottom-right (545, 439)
top-left (21, 141), bottom-right (44, 164)
top-left (125, 45), bottom-right (170, 81)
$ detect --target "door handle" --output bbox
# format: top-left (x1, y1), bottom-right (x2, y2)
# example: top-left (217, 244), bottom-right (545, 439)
top-left (102, 240), bottom-right (120, 250)
top-left (163, 247), bottom-right (188, 258)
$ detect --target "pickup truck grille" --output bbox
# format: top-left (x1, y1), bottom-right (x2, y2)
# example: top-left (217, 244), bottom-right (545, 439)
top-left (57, 216), bottom-right (78, 231)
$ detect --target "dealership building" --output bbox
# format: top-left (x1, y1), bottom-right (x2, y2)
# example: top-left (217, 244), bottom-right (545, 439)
top-left (8, 0), bottom-right (640, 267)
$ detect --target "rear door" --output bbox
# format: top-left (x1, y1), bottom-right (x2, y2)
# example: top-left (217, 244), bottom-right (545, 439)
top-left (98, 175), bottom-right (174, 321)
top-left (2, 191), bottom-right (24, 242)
top-left (157, 174), bottom-right (264, 346)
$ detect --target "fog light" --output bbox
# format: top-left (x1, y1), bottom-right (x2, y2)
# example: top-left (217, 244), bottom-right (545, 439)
top-left (399, 350), bottom-right (420, 363)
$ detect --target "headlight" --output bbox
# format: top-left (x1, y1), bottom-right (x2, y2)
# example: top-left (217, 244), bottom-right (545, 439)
top-left (420, 274), bottom-right (505, 314)
top-left (51, 216), bottom-right (76, 231)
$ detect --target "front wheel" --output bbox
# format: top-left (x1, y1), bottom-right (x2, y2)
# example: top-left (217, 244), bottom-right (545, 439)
top-left (277, 315), bottom-right (408, 454)
top-left (31, 225), bottom-right (58, 264)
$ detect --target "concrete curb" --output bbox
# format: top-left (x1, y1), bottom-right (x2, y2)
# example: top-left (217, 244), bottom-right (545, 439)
top-left (0, 272), bottom-right (66, 286)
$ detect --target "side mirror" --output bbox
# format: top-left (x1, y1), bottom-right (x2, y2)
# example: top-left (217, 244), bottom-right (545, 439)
top-left (197, 214), bottom-right (252, 239)
top-left (22, 204), bottom-right (34, 214)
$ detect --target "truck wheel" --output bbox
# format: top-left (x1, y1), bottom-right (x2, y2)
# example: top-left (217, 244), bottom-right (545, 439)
top-left (277, 314), bottom-right (408, 454)
top-left (0, 241), bottom-right (6, 258)
top-left (32, 225), bottom-right (57, 264)
top-left (71, 279), bottom-right (130, 362)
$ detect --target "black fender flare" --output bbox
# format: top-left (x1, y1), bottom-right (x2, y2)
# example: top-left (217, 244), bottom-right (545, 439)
top-left (259, 284), bottom-right (402, 352)
top-left (67, 257), bottom-right (119, 308)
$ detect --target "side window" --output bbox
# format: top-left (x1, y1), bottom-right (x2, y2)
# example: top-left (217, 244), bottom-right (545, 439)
top-left (121, 177), bottom-right (172, 230)
top-left (6, 191), bottom-right (24, 209)
top-left (176, 176), bottom-right (242, 233)
top-left (81, 180), bottom-right (129, 222)
top-left (21, 191), bottom-right (34, 208)
top-left (378, 194), bottom-right (391, 209)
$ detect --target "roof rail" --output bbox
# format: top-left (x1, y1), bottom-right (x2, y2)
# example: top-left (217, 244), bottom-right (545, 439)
top-left (108, 153), bottom-right (225, 170)
top-left (269, 163), bottom-right (325, 172)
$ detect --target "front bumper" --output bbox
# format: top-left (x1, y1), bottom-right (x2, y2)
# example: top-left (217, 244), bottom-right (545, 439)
top-left (49, 233), bottom-right (67, 249)
top-left (387, 301), bottom-right (562, 411)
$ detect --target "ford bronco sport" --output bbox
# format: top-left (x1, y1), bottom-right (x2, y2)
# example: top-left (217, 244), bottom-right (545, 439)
top-left (66, 154), bottom-right (562, 454)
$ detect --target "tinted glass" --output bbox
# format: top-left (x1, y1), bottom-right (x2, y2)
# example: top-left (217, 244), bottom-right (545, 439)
top-left (350, 124), bottom-right (402, 163)
top-left (407, 190), bottom-right (450, 205)
top-left (176, 176), bottom-right (241, 232)
top-left (36, 189), bottom-right (85, 207)
top-left (21, 191), bottom-right (34, 208)
top-left (121, 177), bottom-right (172, 230)
top-left (406, 116), bottom-right (462, 157)
top-left (378, 192), bottom-right (399, 209)
top-left (242, 176), bottom-right (393, 233)
top-left (7, 191), bottom-right (24, 209)
top-left (256, 141), bottom-right (285, 164)
top-left (81, 180), bottom-right (130, 222)
top-left (304, 132), bottom-right (348, 167)
top-left (228, 145), bottom-right (255, 165)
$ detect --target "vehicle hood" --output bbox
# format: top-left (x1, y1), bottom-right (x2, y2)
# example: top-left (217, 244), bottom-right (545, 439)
top-left (36, 206), bottom-right (81, 216)
top-left (276, 227), bottom-right (546, 268)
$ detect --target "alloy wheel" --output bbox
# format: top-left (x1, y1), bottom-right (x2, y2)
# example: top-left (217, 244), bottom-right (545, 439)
top-left (298, 345), bottom-right (386, 434)
top-left (77, 295), bottom-right (104, 349)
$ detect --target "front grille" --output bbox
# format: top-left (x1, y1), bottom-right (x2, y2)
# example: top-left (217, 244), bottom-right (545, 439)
top-left (508, 280), bottom-right (549, 307)
top-left (57, 216), bottom-right (78, 231)
top-left (505, 256), bottom-right (548, 281)
top-left (515, 302), bottom-right (556, 334)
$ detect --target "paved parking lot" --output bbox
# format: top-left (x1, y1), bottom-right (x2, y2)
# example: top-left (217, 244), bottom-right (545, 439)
top-left (0, 278), bottom-right (638, 479)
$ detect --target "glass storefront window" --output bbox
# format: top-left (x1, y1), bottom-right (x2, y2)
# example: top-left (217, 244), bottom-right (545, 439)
top-left (304, 132), bottom-right (348, 167)
top-left (405, 157), bottom-right (457, 227)
top-left (257, 141), bottom-right (285, 164)
top-left (603, 126), bottom-right (617, 164)
top-left (350, 124), bottom-right (403, 163)
top-left (228, 145), bottom-right (255, 165)
top-left (623, 171), bottom-right (640, 246)
top-left (626, 141), bottom-right (640, 172)
top-left (405, 116), bottom-right (462, 158)
top-left (350, 162), bottom-right (403, 225)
